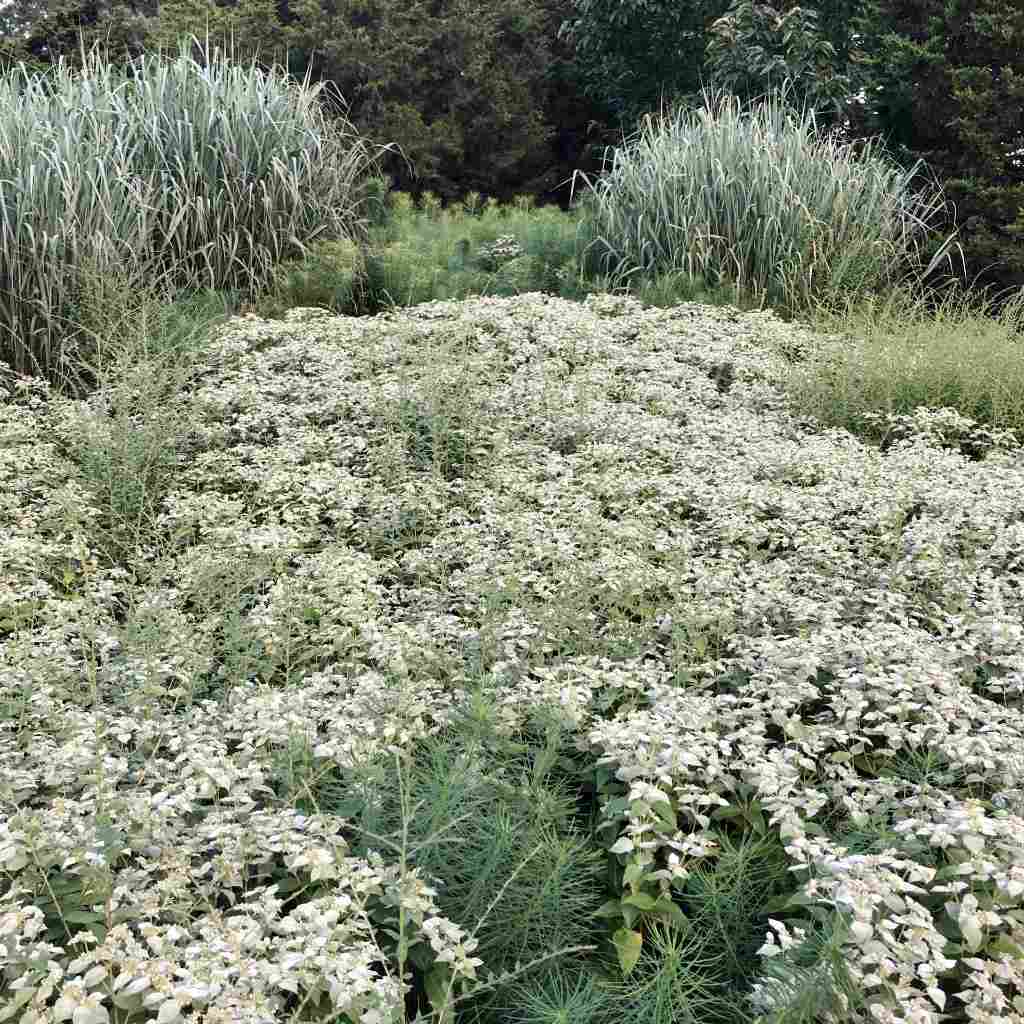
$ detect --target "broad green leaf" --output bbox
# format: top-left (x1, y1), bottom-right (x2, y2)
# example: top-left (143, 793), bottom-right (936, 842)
top-left (622, 892), bottom-right (658, 911)
top-left (653, 801), bottom-right (676, 830)
top-left (622, 862), bottom-right (646, 888)
top-left (408, 943), bottom-right (434, 971)
top-left (425, 965), bottom-right (452, 1017)
top-left (711, 805), bottom-right (742, 821)
top-left (63, 910), bottom-right (105, 924)
top-left (612, 928), bottom-right (644, 976)
top-left (746, 802), bottom-right (768, 835)
top-left (784, 891), bottom-right (816, 908)
top-left (652, 897), bottom-right (687, 929)
top-left (986, 936), bottom-right (1024, 960)
top-left (593, 900), bottom-right (624, 919)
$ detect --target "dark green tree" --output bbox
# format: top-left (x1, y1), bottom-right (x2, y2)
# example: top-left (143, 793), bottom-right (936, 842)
top-left (0, 0), bottom-right (158, 83)
top-left (841, 0), bottom-right (1024, 313)
top-left (145, 0), bottom-right (627, 208)
top-left (703, 1), bottom-right (873, 139)
top-left (0, 0), bottom-right (622, 210)
top-left (582, 0), bottom-right (1023, 312)
top-left (554, 0), bottom-right (735, 132)
top-left (0, 0), bottom-right (46, 40)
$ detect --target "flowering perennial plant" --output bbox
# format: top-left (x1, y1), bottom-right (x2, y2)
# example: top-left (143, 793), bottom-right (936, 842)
top-left (472, 237), bottom-right (526, 273)
top-left (3, 291), bottom-right (1024, 1022)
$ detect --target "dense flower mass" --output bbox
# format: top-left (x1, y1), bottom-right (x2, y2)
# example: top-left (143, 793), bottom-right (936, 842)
top-left (2, 291), bottom-right (1024, 1022)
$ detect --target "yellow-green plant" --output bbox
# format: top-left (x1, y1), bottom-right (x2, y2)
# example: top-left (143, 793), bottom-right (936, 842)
top-left (420, 190), bottom-right (443, 220)
top-left (0, 28), bottom-right (398, 384)
top-left (254, 238), bottom-right (370, 319)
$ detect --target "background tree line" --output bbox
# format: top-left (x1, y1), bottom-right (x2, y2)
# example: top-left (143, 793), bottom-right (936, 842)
top-left (2, 0), bottom-right (1022, 313)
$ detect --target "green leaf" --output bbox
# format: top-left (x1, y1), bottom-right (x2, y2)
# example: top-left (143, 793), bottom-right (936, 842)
top-left (986, 936), bottom-right (1024, 960)
top-left (746, 801), bottom-right (768, 835)
top-left (48, 878), bottom-right (85, 896)
top-left (408, 943), bottom-right (434, 972)
top-left (653, 801), bottom-right (676, 830)
top-left (762, 892), bottom-right (795, 913)
top-left (784, 890), bottom-right (816, 908)
top-left (652, 897), bottom-right (687, 929)
top-left (711, 805), bottom-right (742, 821)
top-left (622, 862), bottom-right (646, 888)
top-left (593, 900), bottom-right (624, 919)
top-left (605, 796), bottom-right (630, 816)
top-left (63, 910), bottom-right (105, 924)
top-left (425, 964), bottom-right (452, 1016)
top-left (622, 892), bottom-right (658, 911)
top-left (612, 928), bottom-right (644, 976)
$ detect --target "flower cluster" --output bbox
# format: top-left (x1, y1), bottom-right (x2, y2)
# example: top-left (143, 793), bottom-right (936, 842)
top-left (3, 290), bottom-right (1024, 1021)
top-left (473, 235), bottom-right (525, 271)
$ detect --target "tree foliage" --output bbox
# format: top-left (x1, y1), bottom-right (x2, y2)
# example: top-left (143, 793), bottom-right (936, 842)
top-left (554, 0), bottom-right (874, 135)
top-left (0, 0), bottom-right (157, 82)
top-left (258, 0), bottom-right (573, 204)
top-left (842, 0), bottom-right (1024, 311)
top-left (703, 1), bottom-right (871, 138)
top-left (0, 0), bottom-right (46, 41)
top-left (574, 0), bottom-right (1024, 311)
top-left (555, 0), bottom-right (734, 130)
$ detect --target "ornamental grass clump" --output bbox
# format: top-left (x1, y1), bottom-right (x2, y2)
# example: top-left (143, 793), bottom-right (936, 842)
top-left (566, 78), bottom-right (962, 323)
top-left (0, 31), bottom-right (394, 387)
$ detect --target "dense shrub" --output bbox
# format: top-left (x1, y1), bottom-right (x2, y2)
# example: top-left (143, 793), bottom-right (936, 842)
top-left (564, 82), bottom-right (961, 322)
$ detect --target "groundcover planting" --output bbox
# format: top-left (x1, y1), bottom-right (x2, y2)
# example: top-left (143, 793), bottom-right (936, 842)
top-left (3, 290), bottom-right (1024, 1023)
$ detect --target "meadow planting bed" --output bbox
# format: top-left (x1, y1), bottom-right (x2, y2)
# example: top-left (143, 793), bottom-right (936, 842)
top-left (3, 290), bottom-right (1024, 1023)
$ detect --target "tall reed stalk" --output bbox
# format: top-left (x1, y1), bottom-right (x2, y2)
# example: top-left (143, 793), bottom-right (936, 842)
top-left (0, 29), bottom-right (400, 386)
top-left (567, 78), bottom-right (964, 322)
